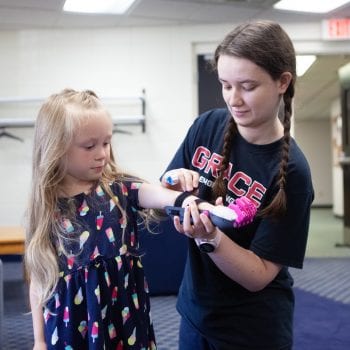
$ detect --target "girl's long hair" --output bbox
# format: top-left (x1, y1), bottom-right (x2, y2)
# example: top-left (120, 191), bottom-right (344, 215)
top-left (212, 20), bottom-right (296, 218)
top-left (24, 89), bottom-right (154, 305)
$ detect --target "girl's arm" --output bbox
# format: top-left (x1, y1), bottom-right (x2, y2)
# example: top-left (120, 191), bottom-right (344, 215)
top-left (138, 182), bottom-right (209, 210)
top-left (29, 280), bottom-right (47, 350)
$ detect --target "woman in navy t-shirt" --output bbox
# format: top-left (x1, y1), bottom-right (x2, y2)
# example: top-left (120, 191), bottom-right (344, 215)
top-left (161, 20), bottom-right (314, 350)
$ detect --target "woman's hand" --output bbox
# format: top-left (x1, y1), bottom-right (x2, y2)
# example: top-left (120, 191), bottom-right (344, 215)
top-left (173, 199), bottom-right (218, 240)
top-left (161, 168), bottom-right (200, 192)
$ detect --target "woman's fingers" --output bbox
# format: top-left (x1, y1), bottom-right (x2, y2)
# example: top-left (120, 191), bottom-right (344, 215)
top-left (162, 169), bottom-right (199, 192)
top-left (173, 202), bottom-right (216, 239)
top-left (215, 196), bottom-right (224, 206)
top-left (173, 211), bottom-right (193, 238)
top-left (177, 169), bottom-right (200, 192)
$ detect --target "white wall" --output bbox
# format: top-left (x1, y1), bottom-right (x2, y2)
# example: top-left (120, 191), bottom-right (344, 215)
top-left (330, 99), bottom-right (344, 216)
top-left (294, 119), bottom-right (333, 206)
top-left (0, 21), bottom-right (346, 225)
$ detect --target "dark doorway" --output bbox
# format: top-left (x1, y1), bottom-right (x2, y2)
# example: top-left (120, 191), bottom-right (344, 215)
top-left (341, 88), bottom-right (350, 156)
top-left (197, 54), bottom-right (226, 115)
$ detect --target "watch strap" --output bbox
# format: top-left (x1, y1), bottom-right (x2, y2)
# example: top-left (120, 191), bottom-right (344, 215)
top-left (195, 231), bottom-right (222, 253)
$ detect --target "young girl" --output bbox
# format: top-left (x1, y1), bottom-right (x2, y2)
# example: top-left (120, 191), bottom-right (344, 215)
top-left (24, 89), bottom-right (213, 350)
top-left (161, 21), bottom-right (314, 349)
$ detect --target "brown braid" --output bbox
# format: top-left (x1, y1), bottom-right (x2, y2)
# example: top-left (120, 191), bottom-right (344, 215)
top-left (212, 20), bottom-right (297, 218)
top-left (212, 117), bottom-right (237, 202)
top-left (260, 83), bottom-right (294, 218)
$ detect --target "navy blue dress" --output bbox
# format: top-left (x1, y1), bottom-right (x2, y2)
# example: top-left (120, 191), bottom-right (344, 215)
top-left (43, 181), bottom-right (157, 349)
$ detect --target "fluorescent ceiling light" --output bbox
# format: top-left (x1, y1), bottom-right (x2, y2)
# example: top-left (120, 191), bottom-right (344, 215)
top-left (63, 0), bottom-right (137, 14)
top-left (274, 0), bottom-right (350, 13)
top-left (296, 55), bottom-right (316, 76)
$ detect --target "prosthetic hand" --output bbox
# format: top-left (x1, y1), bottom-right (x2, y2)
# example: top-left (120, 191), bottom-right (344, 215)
top-left (165, 196), bottom-right (256, 231)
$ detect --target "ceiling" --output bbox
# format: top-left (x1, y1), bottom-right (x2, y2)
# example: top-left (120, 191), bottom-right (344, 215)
top-left (1, 0), bottom-right (350, 29)
top-left (0, 0), bottom-right (350, 121)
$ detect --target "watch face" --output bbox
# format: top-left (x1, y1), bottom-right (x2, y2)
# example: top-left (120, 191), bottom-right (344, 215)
top-left (199, 242), bottom-right (215, 253)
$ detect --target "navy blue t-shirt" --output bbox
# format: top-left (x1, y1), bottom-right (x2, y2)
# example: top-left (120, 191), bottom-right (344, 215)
top-left (163, 108), bottom-right (314, 349)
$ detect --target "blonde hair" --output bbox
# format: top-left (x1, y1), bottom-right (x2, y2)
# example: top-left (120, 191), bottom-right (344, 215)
top-left (24, 89), bottom-right (151, 305)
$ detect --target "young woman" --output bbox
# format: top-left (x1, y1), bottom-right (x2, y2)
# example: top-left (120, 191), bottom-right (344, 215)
top-left (161, 20), bottom-right (314, 350)
top-left (25, 88), bottom-right (217, 349)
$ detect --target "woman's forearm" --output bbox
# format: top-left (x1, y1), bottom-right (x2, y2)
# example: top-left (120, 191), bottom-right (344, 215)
top-left (208, 232), bottom-right (282, 292)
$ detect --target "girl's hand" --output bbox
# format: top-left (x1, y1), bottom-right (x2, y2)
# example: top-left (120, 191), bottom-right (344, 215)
top-left (173, 200), bottom-right (217, 240)
top-left (33, 341), bottom-right (47, 350)
top-left (161, 168), bottom-right (200, 192)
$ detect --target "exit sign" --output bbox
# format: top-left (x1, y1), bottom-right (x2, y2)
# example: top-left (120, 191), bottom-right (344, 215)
top-left (322, 19), bottom-right (350, 40)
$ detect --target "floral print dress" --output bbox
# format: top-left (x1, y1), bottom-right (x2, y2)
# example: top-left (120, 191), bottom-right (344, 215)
top-left (43, 181), bottom-right (157, 349)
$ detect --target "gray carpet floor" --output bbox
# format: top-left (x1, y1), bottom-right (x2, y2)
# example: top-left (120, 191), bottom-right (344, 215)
top-left (2, 257), bottom-right (350, 350)
top-left (1, 261), bottom-right (181, 350)
top-left (1, 208), bottom-right (350, 349)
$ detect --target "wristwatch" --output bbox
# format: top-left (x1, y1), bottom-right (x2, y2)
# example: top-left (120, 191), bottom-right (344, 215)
top-left (195, 232), bottom-right (222, 253)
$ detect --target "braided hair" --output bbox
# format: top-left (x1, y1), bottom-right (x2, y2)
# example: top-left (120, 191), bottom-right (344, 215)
top-left (212, 20), bottom-right (296, 218)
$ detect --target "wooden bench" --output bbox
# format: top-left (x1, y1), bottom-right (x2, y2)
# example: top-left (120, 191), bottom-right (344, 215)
top-left (0, 226), bottom-right (25, 255)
